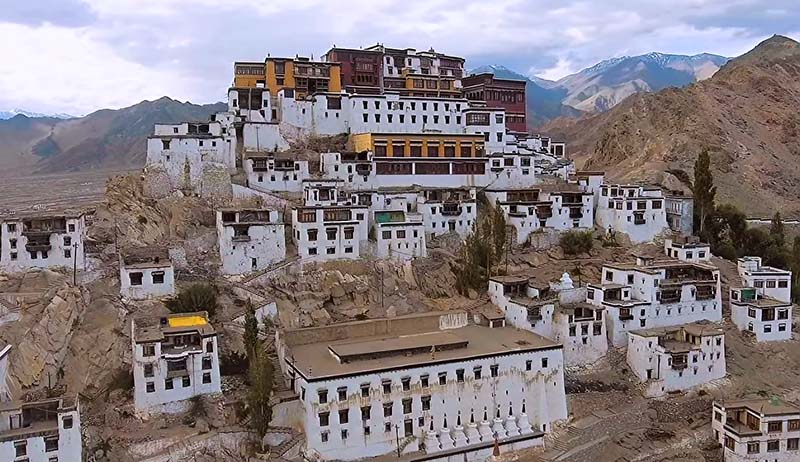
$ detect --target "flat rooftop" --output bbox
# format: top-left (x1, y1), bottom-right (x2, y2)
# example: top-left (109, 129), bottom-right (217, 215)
top-left (134, 311), bottom-right (216, 343)
top-left (122, 246), bottom-right (172, 268)
top-left (284, 314), bottom-right (559, 382)
top-left (731, 292), bottom-right (790, 309)
top-left (716, 398), bottom-right (800, 416)
top-left (631, 322), bottom-right (724, 340)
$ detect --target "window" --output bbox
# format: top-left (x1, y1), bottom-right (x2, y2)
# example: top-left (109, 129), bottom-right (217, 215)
top-left (339, 409), bottom-right (349, 424)
top-left (64, 249), bottom-right (71, 259)
top-left (15, 441), bottom-right (27, 457)
top-left (790, 419), bottom-right (800, 430)
top-left (767, 280), bottom-right (776, 288)
top-left (473, 366), bottom-right (482, 379)
top-left (344, 227), bottom-right (354, 239)
top-left (779, 280), bottom-right (789, 288)
top-left (321, 431), bottom-right (329, 443)
top-left (165, 378), bottom-right (173, 390)
top-left (62, 416), bottom-right (73, 429)
top-left (326, 248), bottom-right (335, 255)
top-left (438, 372), bottom-right (447, 385)
top-left (402, 398), bottom-right (412, 414)
top-left (525, 360), bottom-right (532, 371)
top-left (490, 364), bottom-right (499, 377)
top-left (382, 230), bottom-right (391, 240)
top-left (421, 395), bottom-right (431, 411)
top-left (767, 440), bottom-right (780, 452)
top-left (7, 223), bottom-right (16, 232)
top-left (146, 382), bottom-right (155, 393)
top-left (202, 372), bottom-right (211, 384)
top-left (206, 341), bottom-right (214, 353)
top-left (420, 374), bottom-right (429, 388)
top-left (162, 139), bottom-right (171, 150)
top-left (337, 387), bottom-right (347, 401)
top-left (202, 357), bottom-right (212, 370)
top-left (456, 369), bottom-right (465, 382)
top-left (182, 376), bottom-right (190, 387)
top-left (152, 271), bottom-right (165, 284)
top-left (318, 389), bottom-right (328, 404)
top-left (396, 230), bottom-right (406, 239)
top-left (768, 421), bottom-right (783, 432)
top-left (319, 412), bottom-right (330, 426)
top-left (308, 247), bottom-right (318, 255)
top-left (361, 405), bottom-right (371, 421)
top-left (382, 379), bottom-right (392, 394)
top-left (542, 358), bottom-right (548, 368)
top-left (788, 438), bottom-right (799, 450)
top-left (385, 422), bottom-right (392, 433)
top-left (341, 429), bottom-right (349, 440)
top-left (129, 272), bottom-right (143, 286)
top-left (747, 441), bottom-right (759, 454)
top-left (44, 436), bottom-right (59, 452)
top-left (143, 344), bottom-right (155, 357)
top-left (401, 377), bottom-right (411, 391)
top-left (383, 402), bottom-right (393, 417)
top-left (144, 364), bottom-right (154, 377)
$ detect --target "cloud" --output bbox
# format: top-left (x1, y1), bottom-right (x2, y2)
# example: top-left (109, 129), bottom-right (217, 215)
top-left (0, 0), bottom-right (798, 114)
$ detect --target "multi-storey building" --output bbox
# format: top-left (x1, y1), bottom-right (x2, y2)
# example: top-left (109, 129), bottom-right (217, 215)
top-left (131, 311), bottom-right (221, 413)
top-left (0, 396), bottom-right (81, 462)
top-left (596, 184), bottom-right (668, 243)
top-left (374, 210), bottom-right (427, 260)
top-left (0, 344), bottom-right (10, 402)
top-left (462, 73), bottom-right (527, 132)
top-left (712, 398), bottom-right (800, 461)
top-left (275, 311), bottom-right (567, 461)
top-left (665, 190), bottom-right (694, 236)
top-left (245, 154), bottom-right (312, 193)
top-left (737, 256), bottom-right (792, 303)
top-left (233, 57), bottom-right (342, 99)
top-left (488, 275), bottom-right (608, 366)
top-left (357, 186), bottom-right (477, 239)
top-left (292, 180), bottom-right (369, 262)
top-left (664, 236), bottom-right (711, 263)
top-left (216, 208), bottom-right (286, 275)
top-left (485, 185), bottom-right (594, 244)
top-left (587, 259), bottom-right (722, 347)
top-left (119, 248), bottom-right (176, 300)
top-left (324, 45), bottom-right (464, 98)
top-left (145, 121), bottom-right (236, 196)
top-left (730, 287), bottom-right (793, 341)
top-left (0, 212), bottom-right (86, 273)
top-left (626, 322), bottom-right (725, 397)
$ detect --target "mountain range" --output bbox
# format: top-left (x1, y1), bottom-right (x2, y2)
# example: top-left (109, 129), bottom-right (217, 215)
top-left (0, 98), bottom-right (226, 177)
top-left (473, 52), bottom-right (729, 125)
top-left (544, 35), bottom-right (800, 218)
top-left (0, 109), bottom-right (75, 120)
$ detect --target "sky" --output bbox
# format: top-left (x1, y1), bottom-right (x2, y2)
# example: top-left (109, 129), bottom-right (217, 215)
top-left (0, 0), bottom-right (798, 116)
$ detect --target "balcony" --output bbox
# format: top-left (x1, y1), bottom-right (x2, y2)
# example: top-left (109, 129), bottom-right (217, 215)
top-left (162, 343), bottom-right (202, 358)
top-left (232, 235), bottom-right (251, 242)
top-left (441, 204), bottom-right (461, 216)
top-left (619, 309), bottom-right (634, 321)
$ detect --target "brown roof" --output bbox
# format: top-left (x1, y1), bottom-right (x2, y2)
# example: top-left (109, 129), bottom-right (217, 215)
top-left (716, 398), bottom-right (800, 417)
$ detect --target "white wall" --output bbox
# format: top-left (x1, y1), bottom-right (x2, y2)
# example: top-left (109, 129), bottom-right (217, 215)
top-left (120, 265), bottom-right (176, 300)
top-left (596, 186), bottom-right (668, 244)
top-left (292, 207), bottom-right (369, 262)
top-left (0, 406), bottom-right (81, 462)
top-left (246, 158), bottom-right (310, 193)
top-left (0, 216), bottom-right (86, 273)
top-left (0, 345), bottom-right (10, 402)
top-left (730, 292), bottom-right (792, 342)
top-left (216, 211), bottom-right (286, 275)
top-left (376, 221), bottom-right (427, 260)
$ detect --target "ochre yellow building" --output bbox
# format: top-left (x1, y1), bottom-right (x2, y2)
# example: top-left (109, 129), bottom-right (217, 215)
top-left (234, 58), bottom-right (341, 98)
top-left (349, 133), bottom-right (485, 158)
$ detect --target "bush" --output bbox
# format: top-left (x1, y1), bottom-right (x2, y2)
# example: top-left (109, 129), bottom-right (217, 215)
top-left (165, 283), bottom-right (219, 318)
top-left (560, 230), bottom-right (594, 255)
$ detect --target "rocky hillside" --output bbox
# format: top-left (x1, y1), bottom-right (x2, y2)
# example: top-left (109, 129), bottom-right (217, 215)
top-left (0, 98), bottom-right (226, 177)
top-left (545, 35), bottom-right (800, 218)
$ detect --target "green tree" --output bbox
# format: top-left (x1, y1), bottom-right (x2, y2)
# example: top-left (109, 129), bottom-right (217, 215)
top-left (243, 299), bottom-right (259, 365)
top-left (491, 205), bottom-right (507, 262)
top-left (165, 283), bottom-right (219, 318)
top-left (791, 237), bottom-right (800, 302)
top-left (714, 204), bottom-right (747, 250)
top-left (770, 211), bottom-right (786, 247)
top-left (247, 349), bottom-right (274, 447)
top-left (559, 230), bottom-right (594, 255)
top-left (693, 150), bottom-right (717, 241)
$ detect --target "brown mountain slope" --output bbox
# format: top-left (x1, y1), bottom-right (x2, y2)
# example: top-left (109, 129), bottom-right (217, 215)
top-left (0, 97), bottom-right (226, 177)
top-left (545, 35), bottom-right (800, 218)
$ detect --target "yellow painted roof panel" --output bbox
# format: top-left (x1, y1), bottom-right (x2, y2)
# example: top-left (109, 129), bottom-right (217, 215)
top-left (168, 315), bottom-right (208, 328)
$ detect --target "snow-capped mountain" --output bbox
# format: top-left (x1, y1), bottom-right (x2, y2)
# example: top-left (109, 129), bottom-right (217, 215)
top-left (0, 109), bottom-right (75, 120)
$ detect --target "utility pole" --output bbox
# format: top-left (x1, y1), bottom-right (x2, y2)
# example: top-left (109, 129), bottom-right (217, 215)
top-left (379, 266), bottom-right (385, 311)
top-left (395, 423), bottom-right (401, 456)
top-left (72, 242), bottom-right (78, 286)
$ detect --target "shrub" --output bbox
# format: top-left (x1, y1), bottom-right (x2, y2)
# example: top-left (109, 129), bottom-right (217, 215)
top-left (560, 230), bottom-right (594, 255)
top-left (165, 283), bottom-right (219, 318)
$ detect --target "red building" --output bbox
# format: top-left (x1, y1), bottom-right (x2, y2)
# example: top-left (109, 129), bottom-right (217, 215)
top-left (323, 47), bottom-right (384, 94)
top-left (462, 73), bottom-right (527, 133)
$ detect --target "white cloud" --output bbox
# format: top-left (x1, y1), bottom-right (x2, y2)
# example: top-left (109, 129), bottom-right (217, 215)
top-left (534, 58), bottom-right (577, 81)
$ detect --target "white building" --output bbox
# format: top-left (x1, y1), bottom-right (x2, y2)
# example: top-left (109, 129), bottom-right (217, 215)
top-left (245, 154), bottom-right (311, 193)
top-left (730, 287), bottom-right (793, 342)
top-left (131, 311), bottom-right (221, 413)
top-left (216, 208), bottom-right (286, 275)
top-left (596, 185), bottom-right (668, 244)
top-left (488, 275), bottom-right (608, 367)
top-left (712, 398), bottom-right (800, 461)
top-left (275, 311), bottom-right (568, 461)
top-left (374, 211), bottom-right (427, 260)
top-left (737, 256), bottom-right (792, 303)
top-left (485, 186), bottom-right (594, 245)
top-left (626, 322), bottom-right (725, 397)
top-left (145, 121), bottom-right (235, 194)
top-left (0, 396), bottom-right (81, 462)
top-left (119, 248), bottom-right (176, 300)
top-left (587, 259), bottom-right (722, 347)
top-left (292, 180), bottom-right (369, 262)
top-left (664, 236), bottom-right (711, 263)
top-left (356, 187), bottom-right (477, 239)
top-left (0, 345), bottom-right (10, 402)
top-left (665, 191), bottom-right (694, 236)
top-left (0, 212), bottom-right (86, 273)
